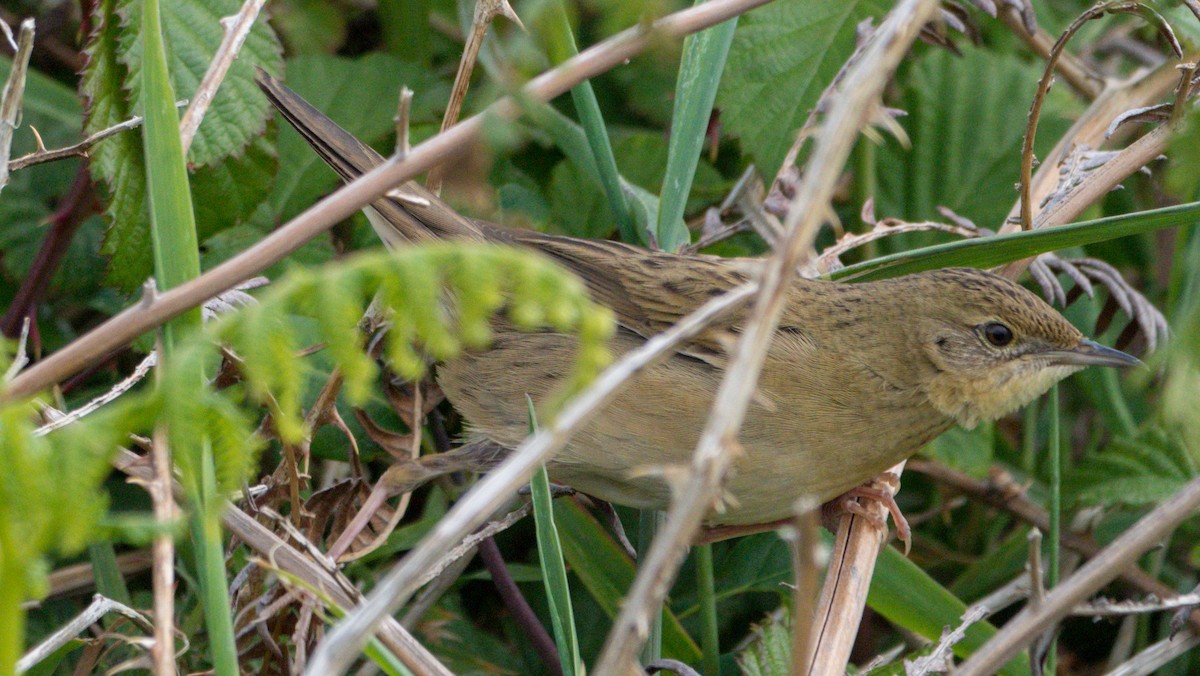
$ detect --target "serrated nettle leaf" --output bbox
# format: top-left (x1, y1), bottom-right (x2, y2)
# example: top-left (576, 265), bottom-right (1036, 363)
top-left (81, 0), bottom-right (281, 291)
top-left (875, 48), bottom-right (1080, 230)
top-left (923, 425), bottom-right (994, 479)
top-left (83, 0), bottom-right (151, 291)
top-left (736, 613), bottom-right (793, 676)
top-left (192, 133), bottom-right (279, 241)
top-left (1067, 428), bottom-right (1197, 507)
top-left (113, 0), bottom-right (282, 167)
top-left (717, 0), bottom-right (889, 180)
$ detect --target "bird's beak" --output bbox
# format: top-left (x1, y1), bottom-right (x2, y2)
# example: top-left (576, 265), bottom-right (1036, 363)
top-left (1044, 339), bottom-right (1142, 368)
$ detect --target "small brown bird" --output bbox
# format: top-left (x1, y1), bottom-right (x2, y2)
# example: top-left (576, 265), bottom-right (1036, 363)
top-left (258, 73), bottom-right (1139, 539)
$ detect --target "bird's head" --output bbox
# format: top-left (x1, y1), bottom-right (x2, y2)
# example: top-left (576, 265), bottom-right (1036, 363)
top-left (900, 268), bottom-right (1139, 428)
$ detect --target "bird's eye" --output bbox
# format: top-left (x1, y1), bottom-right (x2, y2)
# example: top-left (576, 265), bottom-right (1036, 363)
top-left (982, 322), bottom-right (1014, 347)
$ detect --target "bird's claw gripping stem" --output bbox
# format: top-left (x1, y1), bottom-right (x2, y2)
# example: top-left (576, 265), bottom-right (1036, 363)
top-left (823, 475), bottom-right (911, 555)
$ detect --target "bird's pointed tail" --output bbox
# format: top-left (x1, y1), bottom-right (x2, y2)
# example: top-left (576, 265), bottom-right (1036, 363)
top-left (255, 69), bottom-right (486, 244)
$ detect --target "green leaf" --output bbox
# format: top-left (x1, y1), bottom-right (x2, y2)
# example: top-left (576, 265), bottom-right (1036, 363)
top-left (552, 499), bottom-right (703, 663)
top-left (832, 201), bottom-right (1200, 282)
top-left (736, 612), bottom-right (793, 676)
top-left (923, 425), bottom-right (994, 479)
top-left (114, 0), bottom-right (283, 167)
top-left (869, 546), bottom-right (1031, 676)
top-left (718, 0), bottom-right (888, 179)
top-left (81, 0), bottom-right (282, 291)
top-left (192, 133), bottom-right (279, 242)
top-left (657, 8), bottom-right (737, 252)
top-left (1068, 427), bottom-right (1197, 507)
top-left (876, 48), bottom-right (1078, 229)
top-left (84, 0), bottom-right (152, 291)
top-left (272, 0), bottom-right (349, 55)
top-left (0, 57), bottom-right (86, 283)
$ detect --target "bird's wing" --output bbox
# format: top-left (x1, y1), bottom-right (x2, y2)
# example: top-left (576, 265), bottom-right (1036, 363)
top-left (485, 227), bottom-right (756, 368)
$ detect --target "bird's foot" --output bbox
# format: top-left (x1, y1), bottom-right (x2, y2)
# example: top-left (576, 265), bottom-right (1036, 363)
top-left (822, 475), bottom-right (911, 555)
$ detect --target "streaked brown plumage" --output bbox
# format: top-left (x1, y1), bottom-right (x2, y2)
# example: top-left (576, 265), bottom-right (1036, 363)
top-left (258, 72), bottom-right (1139, 527)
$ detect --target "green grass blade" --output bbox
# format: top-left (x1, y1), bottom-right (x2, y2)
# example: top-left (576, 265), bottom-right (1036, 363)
top-left (141, 0), bottom-right (201, 350)
top-left (141, 0), bottom-right (237, 673)
top-left (547, 1), bottom-right (638, 244)
top-left (553, 499), bottom-right (702, 663)
top-left (1046, 383), bottom-right (1061, 674)
top-left (832, 202), bottom-right (1200, 282)
top-left (868, 546), bottom-right (1031, 676)
top-left (657, 5), bottom-right (737, 252)
top-left (694, 543), bottom-right (721, 675)
top-left (528, 398), bottom-right (582, 674)
top-left (87, 542), bottom-right (131, 608)
top-left (639, 509), bottom-right (664, 665)
top-left (532, 465), bottom-right (582, 675)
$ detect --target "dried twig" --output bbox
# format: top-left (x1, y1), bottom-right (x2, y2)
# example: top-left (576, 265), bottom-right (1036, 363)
top-left (425, 0), bottom-right (522, 194)
top-left (178, 0), bottom-right (267, 153)
top-left (786, 504), bottom-right (821, 675)
top-left (305, 276), bottom-right (757, 673)
top-left (1105, 629), bottom-right (1200, 675)
top-left (149, 422), bottom-right (178, 676)
top-left (3, 0), bottom-right (777, 404)
top-left (1073, 592), bottom-right (1200, 617)
top-left (0, 18), bottom-right (33, 193)
top-left (907, 458), bottom-right (1200, 625)
top-left (956, 476), bottom-right (1200, 675)
top-left (994, 4), bottom-right (1103, 99)
top-left (904, 604), bottom-right (990, 675)
top-left (17, 594), bottom-right (155, 673)
top-left (596, 2), bottom-right (941, 670)
top-left (34, 353), bottom-right (156, 436)
top-left (8, 110), bottom-right (163, 171)
top-left (806, 462), bottom-right (905, 674)
top-left (1020, 3), bottom-right (1138, 230)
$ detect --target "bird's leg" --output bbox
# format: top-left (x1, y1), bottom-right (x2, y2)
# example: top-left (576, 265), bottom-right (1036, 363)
top-left (822, 474), bottom-right (911, 554)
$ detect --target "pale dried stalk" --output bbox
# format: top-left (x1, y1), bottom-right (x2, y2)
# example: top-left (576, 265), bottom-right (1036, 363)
top-left (595, 1), bottom-right (941, 670)
top-left (805, 461), bottom-right (905, 674)
top-left (1105, 629), bottom-right (1200, 676)
top-left (149, 422), bottom-right (177, 676)
top-left (3, 0), bottom-right (776, 404)
top-left (997, 5), bottom-right (1103, 99)
top-left (178, 0), bottom-right (267, 153)
top-left (17, 595), bottom-right (155, 673)
top-left (304, 279), bottom-right (758, 674)
top-left (787, 505), bottom-right (821, 675)
top-left (426, 0), bottom-right (521, 194)
top-left (957, 475), bottom-right (1200, 675)
top-left (0, 18), bottom-right (33, 193)
top-left (111, 448), bottom-right (453, 675)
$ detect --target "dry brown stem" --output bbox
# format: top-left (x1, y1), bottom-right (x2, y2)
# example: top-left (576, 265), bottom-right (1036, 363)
top-left (0, 17), bottom-right (33, 193)
top-left (304, 276), bottom-right (757, 673)
top-left (957, 475), bottom-right (1200, 675)
top-left (787, 505), bottom-right (821, 675)
top-left (426, 0), bottom-right (522, 194)
top-left (997, 5), bottom-right (1103, 99)
top-left (805, 462), bottom-right (905, 674)
top-left (149, 422), bottom-right (177, 675)
top-left (178, 0), bottom-right (267, 153)
top-left (594, 1), bottom-right (940, 670)
top-left (2, 0), bottom-right (776, 404)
